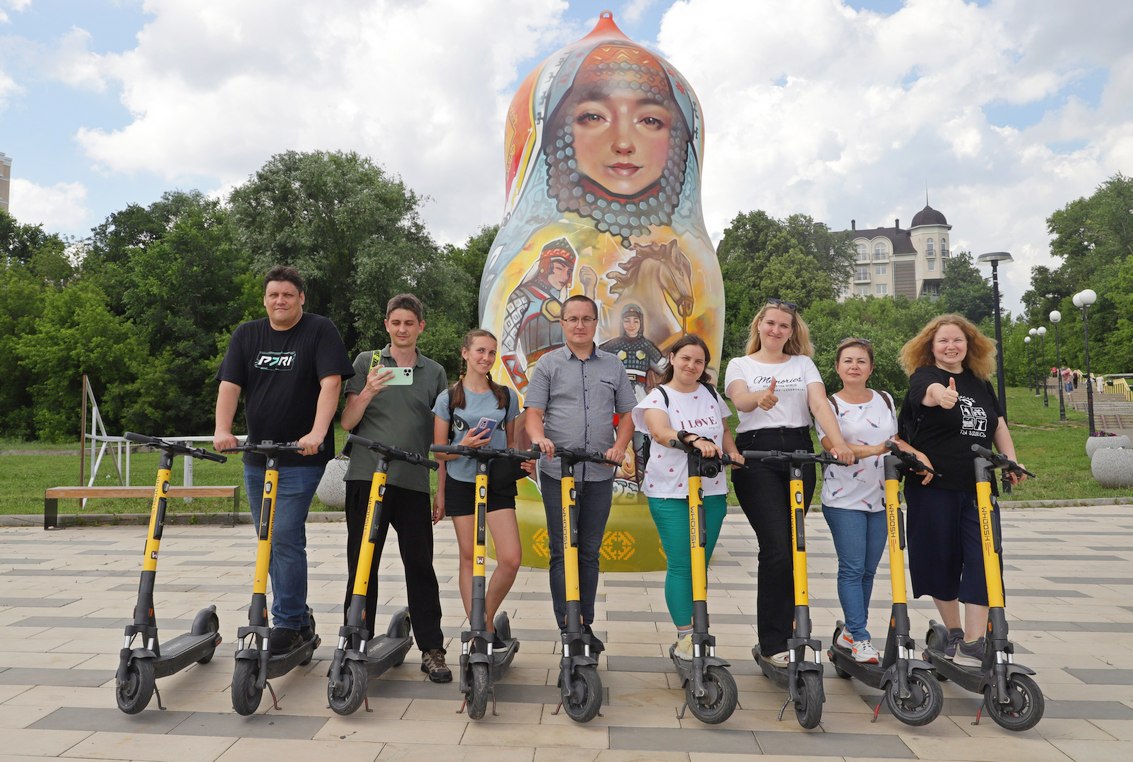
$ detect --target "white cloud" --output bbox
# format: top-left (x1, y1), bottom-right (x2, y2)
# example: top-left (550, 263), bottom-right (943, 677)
top-left (651, 0), bottom-right (1133, 312)
top-left (623, 0), bottom-right (659, 23)
top-left (8, 178), bottom-right (90, 231)
top-left (50, 26), bottom-right (106, 90)
top-left (75, 0), bottom-right (570, 244)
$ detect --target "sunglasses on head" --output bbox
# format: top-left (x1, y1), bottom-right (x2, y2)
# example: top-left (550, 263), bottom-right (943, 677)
top-left (766, 298), bottom-right (798, 312)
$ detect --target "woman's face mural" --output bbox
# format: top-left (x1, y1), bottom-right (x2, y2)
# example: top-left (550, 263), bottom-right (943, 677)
top-left (544, 41), bottom-right (692, 244)
top-left (480, 13), bottom-right (725, 562)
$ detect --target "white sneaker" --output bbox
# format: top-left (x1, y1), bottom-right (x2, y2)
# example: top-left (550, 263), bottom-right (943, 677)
top-left (674, 633), bottom-right (693, 661)
top-left (852, 639), bottom-right (880, 664)
top-left (765, 650), bottom-right (790, 668)
top-left (837, 628), bottom-right (854, 650)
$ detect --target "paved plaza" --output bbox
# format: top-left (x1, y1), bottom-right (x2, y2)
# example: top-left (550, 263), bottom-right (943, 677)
top-left (1, 503), bottom-right (1132, 762)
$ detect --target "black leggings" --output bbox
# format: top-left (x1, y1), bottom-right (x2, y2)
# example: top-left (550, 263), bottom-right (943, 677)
top-left (732, 427), bottom-right (816, 656)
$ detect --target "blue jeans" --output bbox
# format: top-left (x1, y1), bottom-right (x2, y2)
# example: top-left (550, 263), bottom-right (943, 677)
top-left (540, 475), bottom-right (613, 628)
top-left (822, 505), bottom-right (887, 642)
top-left (244, 464), bottom-right (324, 631)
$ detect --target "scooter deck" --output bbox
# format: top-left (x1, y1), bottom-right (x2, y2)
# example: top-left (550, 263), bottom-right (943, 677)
top-left (491, 638), bottom-right (520, 670)
top-left (361, 634), bottom-right (414, 676)
top-left (264, 634), bottom-right (320, 679)
top-left (753, 650), bottom-right (790, 689)
top-left (151, 631), bottom-right (222, 678)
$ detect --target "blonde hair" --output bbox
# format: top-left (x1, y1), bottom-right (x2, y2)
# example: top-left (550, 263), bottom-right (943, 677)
top-left (744, 303), bottom-right (814, 357)
top-left (899, 313), bottom-right (996, 379)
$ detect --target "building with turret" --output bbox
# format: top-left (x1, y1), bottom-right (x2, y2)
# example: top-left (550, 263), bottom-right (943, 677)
top-left (839, 202), bottom-right (952, 300)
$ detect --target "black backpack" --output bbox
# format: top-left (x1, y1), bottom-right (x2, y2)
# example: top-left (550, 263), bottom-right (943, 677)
top-left (640, 382), bottom-right (720, 472)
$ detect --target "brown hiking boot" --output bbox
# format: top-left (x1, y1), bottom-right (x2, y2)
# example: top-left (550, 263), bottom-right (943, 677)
top-left (421, 648), bottom-right (452, 683)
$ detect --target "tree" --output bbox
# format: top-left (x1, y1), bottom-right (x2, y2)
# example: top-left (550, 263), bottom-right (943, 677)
top-left (717, 211), bottom-right (854, 360)
top-left (939, 250), bottom-right (994, 324)
top-left (229, 150), bottom-right (472, 363)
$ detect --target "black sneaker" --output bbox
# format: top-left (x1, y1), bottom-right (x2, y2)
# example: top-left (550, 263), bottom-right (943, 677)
top-left (953, 637), bottom-right (985, 668)
top-left (491, 633), bottom-right (508, 650)
top-left (421, 648), bottom-right (452, 683)
top-left (943, 628), bottom-right (965, 658)
top-left (300, 623), bottom-right (316, 643)
top-left (582, 623), bottom-right (605, 655)
top-left (269, 627), bottom-right (302, 655)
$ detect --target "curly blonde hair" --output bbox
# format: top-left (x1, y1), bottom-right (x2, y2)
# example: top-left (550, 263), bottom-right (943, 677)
top-left (899, 313), bottom-right (996, 379)
top-left (744, 303), bottom-right (814, 357)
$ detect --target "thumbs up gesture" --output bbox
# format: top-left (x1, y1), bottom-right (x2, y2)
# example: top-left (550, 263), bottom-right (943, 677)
top-left (758, 377), bottom-right (779, 410)
top-left (939, 377), bottom-right (959, 409)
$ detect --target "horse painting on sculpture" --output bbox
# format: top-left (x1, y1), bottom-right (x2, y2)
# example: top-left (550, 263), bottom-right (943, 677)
top-left (604, 240), bottom-right (693, 353)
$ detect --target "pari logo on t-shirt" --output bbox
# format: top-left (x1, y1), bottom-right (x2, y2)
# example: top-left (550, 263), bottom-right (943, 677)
top-left (254, 351), bottom-right (296, 371)
top-left (958, 394), bottom-right (988, 435)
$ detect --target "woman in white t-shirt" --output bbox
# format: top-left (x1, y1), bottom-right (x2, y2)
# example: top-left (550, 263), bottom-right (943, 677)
top-left (816, 337), bottom-right (931, 665)
top-left (724, 299), bottom-right (853, 669)
top-left (633, 335), bottom-right (743, 660)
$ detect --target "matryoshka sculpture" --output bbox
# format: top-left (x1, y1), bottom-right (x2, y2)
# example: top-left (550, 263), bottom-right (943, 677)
top-left (481, 11), bottom-right (724, 571)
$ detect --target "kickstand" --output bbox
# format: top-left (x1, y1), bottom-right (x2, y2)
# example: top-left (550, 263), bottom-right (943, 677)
top-left (364, 695), bottom-right (372, 713)
top-left (676, 702), bottom-right (688, 720)
top-left (491, 688), bottom-right (499, 717)
top-left (154, 684), bottom-right (166, 711)
top-left (871, 700), bottom-right (883, 723)
top-left (972, 705), bottom-right (983, 725)
top-left (265, 680), bottom-right (282, 711)
top-left (552, 701), bottom-right (564, 716)
top-left (457, 696), bottom-right (467, 715)
top-left (776, 696), bottom-right (790, 721)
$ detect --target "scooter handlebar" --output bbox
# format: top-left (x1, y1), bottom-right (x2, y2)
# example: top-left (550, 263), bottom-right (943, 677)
top-left (741, 448), bottom-right (846, 467)
top-left (350, 434), bottom-right (439, 470)
top-left (884, 441), bottom-right (937, 476)
top-left (125, 431), bottom-right (228, 463)
top-left (970, 444), bottom-right (1035, 478)
top-left (430, 444), bottom-right (540, 462)
top-left (552, 446), bottom-right (622, 467)
top-left (219, 441), bottom-right (310, 456)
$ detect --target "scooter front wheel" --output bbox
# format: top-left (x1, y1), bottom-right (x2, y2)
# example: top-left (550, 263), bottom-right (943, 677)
top-left (686, 665), bottom-right (738, 725)
top-left (562, 666), bottom-right (602, 723)
top-left (327, 659), bottom-right (367, 716)
top-left (794, 670), bottom-right (823, 729)
top-left (115, 658), bottom-right (155, 714)
top-left (983, 673), bottom-right (1045, 732)
top-left (467, 662), bottom-right (490, 720)
top-left (885, 669), bottom-right (943, 726)
top-left (231, 659), bottom-right (263, 716)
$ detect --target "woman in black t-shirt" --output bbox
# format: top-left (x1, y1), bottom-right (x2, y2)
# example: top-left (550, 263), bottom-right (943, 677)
top-left (897, 314), bottom-right (1026, 668)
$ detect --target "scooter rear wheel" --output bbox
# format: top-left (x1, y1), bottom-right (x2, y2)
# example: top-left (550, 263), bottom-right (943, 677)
top-left (885, 669), bottom-right (943, 726)
top-left (686, 665), bottom-right (738, 725)
top-left (562, 666), bottom-right (602, 723)
top-left (327, 659), bottom-right (367, 716)
top-left (231, 659), bottom-right (263, 716)
top-left (195, 611), bottom-right (221, 664)
top-left (467, 662), bottom-right (490, 720)
top-left (794, 670), bottom-right (823, 729)
top-left (115, 658), bottom-right (155, 714)
top-left (983, 673), bottom-right (1045, 732)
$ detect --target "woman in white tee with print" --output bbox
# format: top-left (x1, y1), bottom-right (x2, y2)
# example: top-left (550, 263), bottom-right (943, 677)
top-left (724, 299), bottom-right (853, 669)
top-left (816, 338), bottom-right (931, 665)
top-left (633, 335), bottom-right (743, 661)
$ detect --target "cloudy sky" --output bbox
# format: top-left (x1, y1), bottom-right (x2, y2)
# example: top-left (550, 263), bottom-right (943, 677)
top-left (2, 0), bottom-right (1131, 313)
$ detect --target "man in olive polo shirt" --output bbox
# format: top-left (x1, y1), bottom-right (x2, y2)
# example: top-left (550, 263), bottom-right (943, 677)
top-left (340, 293), bottom-right (451, 682)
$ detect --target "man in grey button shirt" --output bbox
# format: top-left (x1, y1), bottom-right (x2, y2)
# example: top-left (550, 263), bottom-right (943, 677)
top-left (526, 295), bottom-right (636, 649)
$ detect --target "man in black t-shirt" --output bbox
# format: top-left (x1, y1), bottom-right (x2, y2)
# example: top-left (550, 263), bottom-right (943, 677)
top-left (214, 266), bottom-right (354, 654)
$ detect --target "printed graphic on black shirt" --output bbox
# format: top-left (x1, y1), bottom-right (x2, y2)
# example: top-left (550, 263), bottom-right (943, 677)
top-left (254, 351), bottom-right (296, 371)
top-left (959, 394), bottom-right (988, 436)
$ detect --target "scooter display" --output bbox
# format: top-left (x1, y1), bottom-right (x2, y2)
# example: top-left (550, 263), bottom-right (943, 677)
top-left (741, 448), bottom-right (847, 729)
top-left (827, 442), bottom-right (943, 726)
top-left (548, 447), bottom-right (621, 723)
top-left (667, 437), bottom-right (738, 724)
top-left (326, 434), bottom-right (434, 715)
top-left (921, 444), bottom-right (1044, 732)
top-left (429, 443), bottom-right (539, 719)
top-left (114, 432), bottom-right (225, 714)
top-left (221, 441), bottom-right (320, 716)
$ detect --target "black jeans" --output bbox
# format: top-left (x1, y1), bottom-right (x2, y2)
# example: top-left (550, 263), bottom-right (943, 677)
top-left (732, 427), bottom-right (816, 656)
top-left (344, 480), bottom-right (444, 652)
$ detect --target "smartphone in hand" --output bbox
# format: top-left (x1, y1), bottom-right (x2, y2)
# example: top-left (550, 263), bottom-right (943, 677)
top-left (471, 417), bottom-right (498, 438)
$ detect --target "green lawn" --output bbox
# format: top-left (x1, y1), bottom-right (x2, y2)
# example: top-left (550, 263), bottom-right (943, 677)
top-left (0, 387), bottom-right (1126, 517)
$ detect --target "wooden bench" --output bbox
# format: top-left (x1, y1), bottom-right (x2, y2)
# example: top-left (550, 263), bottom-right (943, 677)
top-left (44, 485), bottom-right (241, 530)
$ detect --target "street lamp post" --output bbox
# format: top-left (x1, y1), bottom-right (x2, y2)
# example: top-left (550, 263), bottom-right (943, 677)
top-left (1028, 328), bottom-right (1039, 395)
top-left (1037, 326), bottom-right (1048, 407)
top-left (1050, 310), bottom-right (1066, 421)
top-left (1024, 335), bottom-right (1032, 398)
top-left (978, 252), bottom-right (1013, 419)
top-left (1073, 289), bottom-right (1097, 436)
